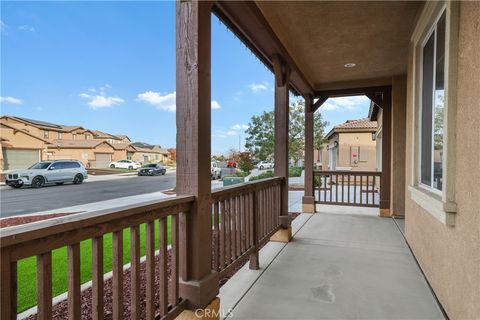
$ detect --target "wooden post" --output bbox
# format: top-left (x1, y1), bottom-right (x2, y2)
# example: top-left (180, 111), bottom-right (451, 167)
top-left (303, 95), bottom-right (315, 213)
top-left (176, 0), bottom-right (219, 309)
top-left (380, 89), bottom-right (392, 216)
top-left (272, 55), bottom-right (292, 242)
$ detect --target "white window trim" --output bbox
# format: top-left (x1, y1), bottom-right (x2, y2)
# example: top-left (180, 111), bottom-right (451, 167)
top-left (410, 1), bottom-right (458, 226)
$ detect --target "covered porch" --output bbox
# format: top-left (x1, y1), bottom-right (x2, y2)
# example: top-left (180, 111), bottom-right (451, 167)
top-left (2, 0), bottom-right (473, 319)
top-left (220, 205), bottom-right (444, 319)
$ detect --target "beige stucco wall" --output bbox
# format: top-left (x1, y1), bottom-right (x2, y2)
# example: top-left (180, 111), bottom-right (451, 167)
top-left (405, 2), bottom-right (480, 319)
top-left (391, 75), bottom-right (407, 216)
top-left (337, 132), bottom-right (376, 171)
top-left (47, 143), bottom-right (114, 167)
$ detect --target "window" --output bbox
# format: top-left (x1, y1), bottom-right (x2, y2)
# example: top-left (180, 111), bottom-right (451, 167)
top-left (85, 134), bottom-right (92, 140)
top-left (43, 130), bottom-right (49, 138)
top-left (420, 11), bottom-right (446, 192)
top-left (410, 2), bottom-right (458, 226)
top-left (58, 132), bottom-right (63, 139)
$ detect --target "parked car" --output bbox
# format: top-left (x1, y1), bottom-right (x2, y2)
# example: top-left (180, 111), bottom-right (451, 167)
top-left (211, 161), bottom-right (222, 180)
top-left (109, 159), bottom-right (141, 170)
top-left (5, 160), bottom-right (88, 189)
top-left (257, 161), bottom-right (274, 170)
top-left (138, 163), bottom-right (166, 176)
top-left (227, 160), bottom-right (237, 168)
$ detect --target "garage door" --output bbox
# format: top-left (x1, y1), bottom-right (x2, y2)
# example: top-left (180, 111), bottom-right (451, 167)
top-left (95, 153), bottom-right (111, 168)
top-left (2, 149), bottom-right (40, 170)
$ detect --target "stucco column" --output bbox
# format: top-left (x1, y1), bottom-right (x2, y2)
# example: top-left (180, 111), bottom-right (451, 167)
top-left (176, 0), bottom-right (219, 310)
top-left (379, 89), bottom-right (392, 217)
top-left (272, 55), bottom-right (292, 242)
top-left (302, 96), bottom-right (315, 213)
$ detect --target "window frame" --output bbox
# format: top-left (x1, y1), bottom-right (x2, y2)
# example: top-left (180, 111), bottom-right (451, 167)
top-left (418, 11), bottom-right (444, 196)
top-left (410, 1), bottom-right (458, 226)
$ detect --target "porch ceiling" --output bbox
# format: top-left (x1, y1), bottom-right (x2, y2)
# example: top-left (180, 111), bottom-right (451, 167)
top-left (255, 1), bottom-right (422, 91)
top-left (241, 1), bottom-right (420, 93)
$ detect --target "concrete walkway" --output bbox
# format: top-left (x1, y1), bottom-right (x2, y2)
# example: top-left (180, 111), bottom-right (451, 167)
top-left (222, 207), bottom-right (444, 319)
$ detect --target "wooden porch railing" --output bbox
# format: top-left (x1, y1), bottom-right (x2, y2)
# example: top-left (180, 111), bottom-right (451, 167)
top-left (314, 170), bottom-right (381, 208)
top-left (0, 177), bottom-right (286, 319)
top-left (211, 177), bottom-right (284, 277)
top-left (0, 195), bottom-right (195, 320)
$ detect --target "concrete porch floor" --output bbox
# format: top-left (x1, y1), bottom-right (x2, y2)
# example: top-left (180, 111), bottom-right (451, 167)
top-left (220, 205), bottom-right (444, 319)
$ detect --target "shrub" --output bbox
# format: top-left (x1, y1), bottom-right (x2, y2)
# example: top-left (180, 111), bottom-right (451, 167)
top-left (249, 170), bottom-right (274, 181)
top-left (288, 166), bottom-right (302, 177)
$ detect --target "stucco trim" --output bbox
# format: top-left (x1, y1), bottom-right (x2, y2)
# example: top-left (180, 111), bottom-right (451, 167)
top-left (408, 186), bottom-right (455, 226)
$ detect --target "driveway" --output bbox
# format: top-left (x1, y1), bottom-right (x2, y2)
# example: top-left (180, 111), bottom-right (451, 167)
top-left (1, 172), bottom-right (177, 217)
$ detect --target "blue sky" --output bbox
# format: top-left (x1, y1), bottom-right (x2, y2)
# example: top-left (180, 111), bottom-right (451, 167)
top-left (1, 1), bottom-right (370, 154)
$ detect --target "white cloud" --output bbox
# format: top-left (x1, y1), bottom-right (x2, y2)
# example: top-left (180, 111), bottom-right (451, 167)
top-left (138, 91), bottom-right (221, 112)
top-left (138, 91), bottom-right (176, 112)
top-left (211, 100), bottom-right (221, 110)
top-left (17, 25), bottom-right (35, 32)
top-left (80, 85), bottom-right (124, 109)
top-left (231, 124), bottom-right (249, 131)
top-left (33, 106), bottom-right (43, 111)
top-left (0, 20), bottom-right (7, 33)
top-left (0, 96), bottom-right (23, 105)
top-left (249, 81), bottom-right (269, 93)
top-left (320, 96), bottom-right (370, 112)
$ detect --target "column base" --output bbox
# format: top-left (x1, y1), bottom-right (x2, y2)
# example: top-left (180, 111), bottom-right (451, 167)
top-left (176, 297), bottom-right (220, 320)
top-left (179, 271), bottom-right (219, 309)
top-left (302, 196), bottom-right (315, 213)
top-left (379, 208), bottom-right (391, 217)
top-left (270, 226), bottom-right (292, 243)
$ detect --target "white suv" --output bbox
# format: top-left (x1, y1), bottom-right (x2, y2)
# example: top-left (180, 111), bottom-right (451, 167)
top-left (257, 161), bottom-right (274, 170)
top-left (5, 160), bottom-right (88, 188)
top-left (109, 159), bottom-right (140, 170)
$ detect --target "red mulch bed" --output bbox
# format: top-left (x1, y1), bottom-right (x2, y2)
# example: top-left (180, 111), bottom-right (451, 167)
top-left (288, 184), bottom-right (304, 191)
top-left (0, 213), bottom-right (74, 228)
top-left (19, 212), bottom-right (300, 319)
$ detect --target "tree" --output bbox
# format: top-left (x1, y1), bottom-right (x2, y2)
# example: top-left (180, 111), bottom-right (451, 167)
top-left (237, 152), bottom-right (255, 174)
top-left (244, 99), bottom-right (329, 163)
top-left (245, 111), bottom-right (275, 161)
top-left (167, 148), bottom-right (176, 161)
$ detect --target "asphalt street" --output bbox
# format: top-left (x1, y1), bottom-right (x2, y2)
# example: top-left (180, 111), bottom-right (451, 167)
top-left (1, 172), bottom-right (177, 218)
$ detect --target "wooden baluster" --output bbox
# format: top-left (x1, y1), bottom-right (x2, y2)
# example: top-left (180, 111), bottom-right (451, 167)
top-left (220, 201), bottom-right (225, 269)
top-left (359, 176), bottom-right (363, 205)
top-left (236, 196), bottom-right (241, 257)
top-left (0, 249), bottom-right (16, 320)
top-left (159, 217), bottom-right (168, 317)
top-left (348, 174), bottom-right (351, 204)
top-left (240, 194), bottom-right (246, 253)
top-left (213, 202), bottom-right (220, 271)
top-left (329, 175), bottom-right (333, 203)
top-left (37, 252), bottom-right (52, 320)
top-left (365, 174), bottom-right (369, 205)
top-left (170, 215), bottom-right (179, 306)
top-left (249, 189), bottom-right (259, 269)
top-left (245, 194), bottom-right (250, 248)
top-left (354, 175), bottom-right (357, 204)
top-left (224, 200), bottom-right (231, 264)
top-left (341, 174), bottom-right (345, 204)
top-left (335, 174), bottom-right (338, 204)
top-left (92, 236), bottom-right (104, 320)
top-left (112, 230), bottom-right (123, 320)
top-left (145, 222), bottom-right (155, 320)
top-left (68, 243), bottom-right (81, 320)
top-left (129, 226), bottom-right (140, 320)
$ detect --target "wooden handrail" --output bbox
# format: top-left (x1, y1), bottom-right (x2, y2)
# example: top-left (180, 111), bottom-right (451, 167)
top-left (313, 170), bottom-right (381, 208)
top-left (314, 170), bottom-right (381, 176)
top-left (0, 195), bottom-right (195, 320)
top-left (211, 176), bottom-right (284, 277)
top-left (1, 195), bottom-right (195, 249)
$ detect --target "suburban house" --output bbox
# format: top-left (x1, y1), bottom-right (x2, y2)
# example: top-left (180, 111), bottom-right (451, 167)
top-left (0, 2), bottom-right (478, 320)
top-left (0, 116), bottom-right (170, 169)
top-left (131, 141), bottom-right (171, 164)
top-left (318, 118), bottom-right (377, 171)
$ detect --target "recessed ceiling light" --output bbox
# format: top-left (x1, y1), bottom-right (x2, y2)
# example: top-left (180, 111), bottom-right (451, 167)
top-left (344, 63), bottom-right (356, 68)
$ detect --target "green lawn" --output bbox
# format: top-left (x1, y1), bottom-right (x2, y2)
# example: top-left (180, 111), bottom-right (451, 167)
top-left (17, 219), bottom-right (172, 313)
